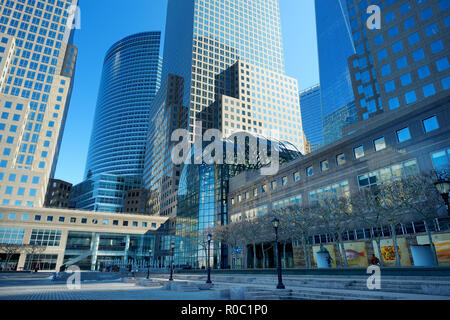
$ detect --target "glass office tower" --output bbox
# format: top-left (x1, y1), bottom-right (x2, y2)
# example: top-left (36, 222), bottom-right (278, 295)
top-left (315, 0), bottom-right (358, 144)
top-left (299, 85), bottom-right (323, 151)
top-left (0, 0), bottom-right (79, 208)
top-left (145, 0), bottom-right (306, 217)
top-left (85, 32), bottom-right (162, 179)
top-left (72, 32), bottom-right (162, 213)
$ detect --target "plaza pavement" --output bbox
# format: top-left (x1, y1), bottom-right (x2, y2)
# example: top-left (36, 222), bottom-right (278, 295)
top-left (1, 272), bottom-right (450, 300)
top-left (0, 273), bottom-right (216, 300)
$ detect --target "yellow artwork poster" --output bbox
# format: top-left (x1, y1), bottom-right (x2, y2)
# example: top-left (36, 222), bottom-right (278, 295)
top-left (343, 242), bottom-right (368, 267)
top-left (373, 238), bottom-right (412, 266)
top-left (416, 233), bottom-right (450, 266)
top-left (312, 244), bottom-right (337, 267)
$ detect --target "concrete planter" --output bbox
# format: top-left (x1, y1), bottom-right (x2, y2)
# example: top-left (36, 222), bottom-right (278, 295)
top-left (316, 252), bottom-right (331, 269)
top-left (411, 245), bottom-right (434, 267)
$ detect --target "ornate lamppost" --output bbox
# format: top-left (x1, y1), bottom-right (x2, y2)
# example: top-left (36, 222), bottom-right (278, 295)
top-left (272, 218), bottom-right (285, 289)
top-left (147, 249), bottom-right (152, 279)
top-left (169, 242), bottom-right (175, 281)
top-left (206, 234), bottom-right (212, 284)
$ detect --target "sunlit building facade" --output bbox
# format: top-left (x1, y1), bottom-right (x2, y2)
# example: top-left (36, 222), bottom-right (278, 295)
top-left (0, 0), bottom-right (79, 208)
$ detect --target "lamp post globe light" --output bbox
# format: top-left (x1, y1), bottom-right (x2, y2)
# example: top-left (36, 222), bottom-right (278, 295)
top-left (435, 179), bottom-right (450, 217)
top-left (147, 249), bottom-right (152, 280)
top-left (272, 218), bottom-right (285, 290)
top-left (169, 242), bottom-right (175, 281)
top-left (206, 234), bottom-right (212, 284)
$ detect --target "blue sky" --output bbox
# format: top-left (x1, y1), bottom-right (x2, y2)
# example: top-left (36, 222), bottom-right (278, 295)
top-left (55, 0), bottom-right (319, 184)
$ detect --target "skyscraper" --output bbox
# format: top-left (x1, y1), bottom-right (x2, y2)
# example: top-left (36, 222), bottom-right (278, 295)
top-left (299, 85), bottom-right (323, 151)
top-left (145, 0), bottom-right (307, 217)
top-left (72, 32), bottom-right (162, 213)
top-left (346, 0), bottom-right (450, 121)
top-left (315, 0), bottom-right (359, 144)
top-left (0, 0), bottom-right (79, 208)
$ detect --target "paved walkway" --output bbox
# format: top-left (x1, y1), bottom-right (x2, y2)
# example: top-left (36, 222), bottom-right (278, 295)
top-left (0, 274), bottom-right (216, 300)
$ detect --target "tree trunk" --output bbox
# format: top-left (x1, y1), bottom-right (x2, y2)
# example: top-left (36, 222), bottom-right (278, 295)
top-left (390, 223), bottom-right (401, 267)
top-left (252, 243), bottom-right (257, 269)
top-left (338, 232), bottom-right (349, 267)
top-left (375, 238), bottom-right (385, 267)
top-left (261, 243), bottom-right (266, 269)
top-left (424, 220), bottom-right (439, 267)
top-left (302, 238), bottom-right (308, 268)
top-left (242, 246), bottom-right (248, 269)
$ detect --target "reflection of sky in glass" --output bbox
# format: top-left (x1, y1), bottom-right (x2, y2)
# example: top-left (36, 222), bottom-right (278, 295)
top-left (315, 0), bottom-right (355, 117)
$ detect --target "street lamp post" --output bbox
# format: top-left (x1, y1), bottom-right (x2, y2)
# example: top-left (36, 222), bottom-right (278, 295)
top-left (272, 218), bottom-right (285, 289)
top-left (147, 249), bottom-right (152, 280)
top-left (435, 179), bottom-right (450, 217)
top-left (206, 234), bottom-right (212, 284)
top-left (169, 242), bottom-right (175, 281)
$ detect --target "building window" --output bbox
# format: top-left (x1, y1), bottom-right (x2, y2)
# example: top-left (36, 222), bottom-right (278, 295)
top-left (374, 137), bottom-right (386, 151)
top-left (133, 221), bottom-right (138, 227)
top-left (271, 181), bottom-right (277, 191)
top-left (261, 184), bottom-right (267, 193)
top-left (29, 229), bottom-right (61, 247)
top-left (431, 149), bottom-right (450, 172)
top-left (102, 220), bottom-right (109, 225)
top-left (0, 227), bottom-right (25, 244)
top-left (422, 84), bottom-right (436, 98)
top-left (293, 171), bottom-right (300, 182)
top-left (24, 254), bottom-right (58, 271)
top-left (358, 160), bottom-right (419, 189)
top-left (405, 90), bottom-right (417, 104)
top-left (58, 217), bottom-right (65, 223)
top-left (354, 146), bottom-right (364, 159)
top-left (113, 220), bottom-right (119, 226)
top-left (281, 176), bottom-right (288, 186)
top-left (47, 216), bottom-right (53, 222)
top-left (423, 116), bottom-right (439, 133)
top-left (35, 215), bottom-right (41, 221)
top-left (397, 127), bottom-right (411, 143)
top-left (123, 221), bottom-right (128, 227)
top-left (92, 219), bottom-right (98, 225)
top-left (306, 166), bottom-right (314, 177)
top-left (320, 160), bottom-right (329, 172)
top-left (81, 218), bottom-right (87, 224)
top-left (70, 217), bottom-right (76, 223)
top-left (336, 153), bottom-right (346, 166)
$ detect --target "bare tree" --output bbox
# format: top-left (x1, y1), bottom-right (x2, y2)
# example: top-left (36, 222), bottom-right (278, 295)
top-left (376, 180), bottom-right (411, 267)
top-left (351, 187), bottom-right (386, 266)
top-left (287, 204), bottom-right (320, 269)
top-left (315, 197), bottom-right (353, 267)
top-left (395, 174), bottom-right (446, 266)
top-left (0, 244), bottom-right (26, 270)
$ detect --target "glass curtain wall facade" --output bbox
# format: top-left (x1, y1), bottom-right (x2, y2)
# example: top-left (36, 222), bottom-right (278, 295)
top-left (299, 85), bottom-right (323, 151)
top-left (0, 0), bottom-right (79, 208)
top-left (145, 0), bottom-right (306, 218)
top-left (315, 0), bottom-right (358, 144)
top-left (73, 32), bottom-right (162, 213)
top-left (175, 140), bottom-right (302, 269)
top-left (70, 173), bottom-right (141, 213)
top-left (85, 32), bottom-right (162, 179)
